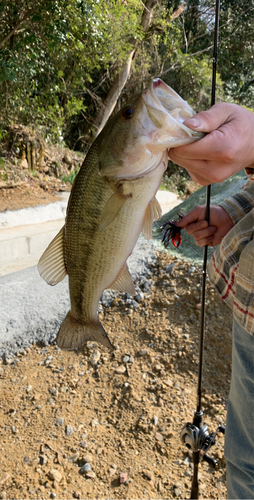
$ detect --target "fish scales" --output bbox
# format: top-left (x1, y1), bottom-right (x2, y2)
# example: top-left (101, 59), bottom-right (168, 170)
top-left (38, 78), bottom-right (203, 350)
top-left (66, 142), bottom-right (165, 320)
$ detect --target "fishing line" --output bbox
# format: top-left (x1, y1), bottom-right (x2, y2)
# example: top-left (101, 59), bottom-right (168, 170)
top-left (180, 2), bottom-right (225, 499)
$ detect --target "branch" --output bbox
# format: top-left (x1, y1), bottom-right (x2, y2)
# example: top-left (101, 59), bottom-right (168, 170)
top-left (0, 8), bottom-right (34, 49)
top-left (159, 44), bottom-right (214, 78)
top-left (169, 3), bottom-right (185, 22)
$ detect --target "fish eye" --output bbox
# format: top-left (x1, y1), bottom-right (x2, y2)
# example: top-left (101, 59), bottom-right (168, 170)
top-left (122, 106), bottom-right (134, 120)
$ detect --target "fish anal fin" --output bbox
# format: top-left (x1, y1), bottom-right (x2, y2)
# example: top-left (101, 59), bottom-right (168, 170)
top-left (38, 225), bottom-right (67, 286)
top-left (57, 311), bottom-right (113, 350)
top-left (142, 202), bottom-right (153, 240)
top-left (142, 197), bottom-right (162, 240)
top-left (99, 186), bottom-right (131, 231)
top-left (152, 197), bottom-right (162, 220)
top-left (109, 263), bottom-right (135, 295)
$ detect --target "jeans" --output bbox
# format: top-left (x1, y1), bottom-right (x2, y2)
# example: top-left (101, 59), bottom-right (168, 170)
top-left (225, 318), bottom-right (254, 499)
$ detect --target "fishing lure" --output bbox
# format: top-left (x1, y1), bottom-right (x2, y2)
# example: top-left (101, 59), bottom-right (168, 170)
top-left (161, 211), bottom-right (184, 248)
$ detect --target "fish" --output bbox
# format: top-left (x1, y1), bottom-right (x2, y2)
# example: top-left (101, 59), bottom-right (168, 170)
top-left (38, 78), bottom-right (203, 350)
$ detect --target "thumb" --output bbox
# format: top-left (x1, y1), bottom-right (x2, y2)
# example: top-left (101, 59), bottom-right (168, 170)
top-left (183, 103), bottom-right (234, 133)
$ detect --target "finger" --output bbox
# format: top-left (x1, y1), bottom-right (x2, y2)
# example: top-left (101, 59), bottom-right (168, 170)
top-left (175, 206), bottom-right (206, 228)
top-left (168, 149), bottom-right (209, 168)
top-left (183, 103), bottom-right (235, 134)
top-left (195, 235), bottom-right (214, 247)
top-left (185, 220), bottom-right (209, 235)
top-left (190, 226), bottom-right (217, 242)
top-left (169, 129), bottom-right (225, 161)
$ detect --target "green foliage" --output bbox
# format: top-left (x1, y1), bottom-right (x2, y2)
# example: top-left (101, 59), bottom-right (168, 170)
top-left (0, 0), bottom-right (253, 150)
top-left (61, 168), bottom-right (79, 185)
top-left (162, 161), bottom-right (192, 196)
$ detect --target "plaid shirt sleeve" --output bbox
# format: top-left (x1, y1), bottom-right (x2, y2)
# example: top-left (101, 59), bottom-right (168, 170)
top-left (208, 173), bottom-right (254, 336)
top-left (219, 177), bottom-right (254, 224)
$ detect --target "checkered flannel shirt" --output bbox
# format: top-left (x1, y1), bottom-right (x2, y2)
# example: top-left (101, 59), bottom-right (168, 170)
top-left (207, 173), bottom-right (254, 336)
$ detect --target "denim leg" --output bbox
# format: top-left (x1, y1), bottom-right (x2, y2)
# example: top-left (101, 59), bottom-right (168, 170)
top-left (225, 318), bottom-right (254, 499)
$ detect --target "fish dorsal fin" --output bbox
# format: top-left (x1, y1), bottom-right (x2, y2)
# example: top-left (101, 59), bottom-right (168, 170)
top-left (142, 202), bottom-right (154, 240)
top-left (152, 197), bottom-right (162, 220)
top-left (109, 263), bottom-right (135, 295)
top-left (38, 225), bottom-right (67, 286)
top-left (99, 187), bottom-right (131, 231)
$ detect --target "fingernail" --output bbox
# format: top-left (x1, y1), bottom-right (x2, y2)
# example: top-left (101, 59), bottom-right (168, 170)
top-left (184, 118), bottom-right (201, 129)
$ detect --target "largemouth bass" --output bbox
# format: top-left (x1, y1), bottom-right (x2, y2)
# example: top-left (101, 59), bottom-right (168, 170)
top-left (38, 79), bottom-right (202, 350)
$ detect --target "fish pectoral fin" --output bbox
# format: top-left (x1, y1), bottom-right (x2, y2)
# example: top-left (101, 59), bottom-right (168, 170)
top-left (109, 263), bottom-right (135, 295)
top-left (152, 197), bottom-right (162, 220)
top-left (38, 225), bottom-right (67, 286)
top-left (142, 202), bottom-right (154, 240)
top-left (57, 312), bottom-right (113, 350)
top-left (99, 188), bottom-right (131, 231)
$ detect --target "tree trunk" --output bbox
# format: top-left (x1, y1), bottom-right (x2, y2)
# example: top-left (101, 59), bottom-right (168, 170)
top-left (92, 0), bottom-right (159, 139)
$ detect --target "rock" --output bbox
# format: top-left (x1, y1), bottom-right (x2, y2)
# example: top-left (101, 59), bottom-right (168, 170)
top-left (73, 492), bottom-right (81, 499)
top-left (90, 350), bottom-right (101, 366)
top-left (91, 418), bottom-right (99, 428)
top-left (143, 470), bottom-right (154, 481)
top-left (114, 365), bottom-right (126, 374)
top-left (109, 468), bottom-right (116, 477)
top-left (50, 387), bottom-right (58, 397)
top-left (174, 487), bottom-right (182, 497)
top-left (39, 455), bottom-right (48, 465)
top-left (0, 474), bottom-right (10, 485)
top-left (55, 417), bottom-right (64, 426)
top-left (65, 425), bottom-right (76, 436)
top-left (80, 463), bottom-right (91, 474)
top-left (164, 378), bottom-right (173, 387)
top-left (120, 472), bottom-right (128, 484)
top-left (135, 292), bottom-right (144, 302)
top-left (82, 454), bottom-right (93, 464)
top-left (152, 415), bottom-right (158, 426)
top-left (138, 349), bottom-right (147, 356)
top-left (86, 471), bottom-right (96, 479)
top-left (155, 432), bottom-right (164, 442)
top-left (48, 469), bottom-right (62, 483)
top-left (60, 386), bottom-right (69, 393)
top-left (68, 452), bottom-right (79, 463)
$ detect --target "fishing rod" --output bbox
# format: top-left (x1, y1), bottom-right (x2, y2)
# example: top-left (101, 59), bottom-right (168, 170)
top-left (180, 1), bottom-right (225, 499)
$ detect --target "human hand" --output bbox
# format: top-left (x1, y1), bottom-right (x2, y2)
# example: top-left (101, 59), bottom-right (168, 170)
top-left (176, 204), bottom-right (234, 247)
top-left (168, 103), bottom-right (254, 185)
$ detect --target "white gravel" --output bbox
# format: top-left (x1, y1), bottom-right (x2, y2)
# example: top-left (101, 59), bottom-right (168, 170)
top-left (0, 237), bottom-right (158, 358)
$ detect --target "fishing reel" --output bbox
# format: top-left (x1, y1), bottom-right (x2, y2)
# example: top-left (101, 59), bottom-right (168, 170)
top-left (181, 412), bottom-right (225, 468)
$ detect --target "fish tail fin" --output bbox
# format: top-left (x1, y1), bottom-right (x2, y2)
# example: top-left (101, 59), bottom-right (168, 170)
top-left (57, 311), bottom-right (113, 350)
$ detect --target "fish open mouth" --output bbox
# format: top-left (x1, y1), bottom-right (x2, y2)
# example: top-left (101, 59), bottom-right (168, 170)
top-left (142, 78), bottom-right (203, 146)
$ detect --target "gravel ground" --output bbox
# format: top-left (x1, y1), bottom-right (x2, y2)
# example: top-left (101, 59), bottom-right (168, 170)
top-left (0, 247), bottom-right (232, 500)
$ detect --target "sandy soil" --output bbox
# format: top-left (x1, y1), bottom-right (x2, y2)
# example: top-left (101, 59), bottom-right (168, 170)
top-left (0, 251), bottom-right (231, 500)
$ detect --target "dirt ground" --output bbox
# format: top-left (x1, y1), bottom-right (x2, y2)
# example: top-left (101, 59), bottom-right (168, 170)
top-left (0, 182), bottom-right (64, 213)
top-left (0, 143), bottom-right (231, 499)
top-left (0, 249), bottom-right (232, 500)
